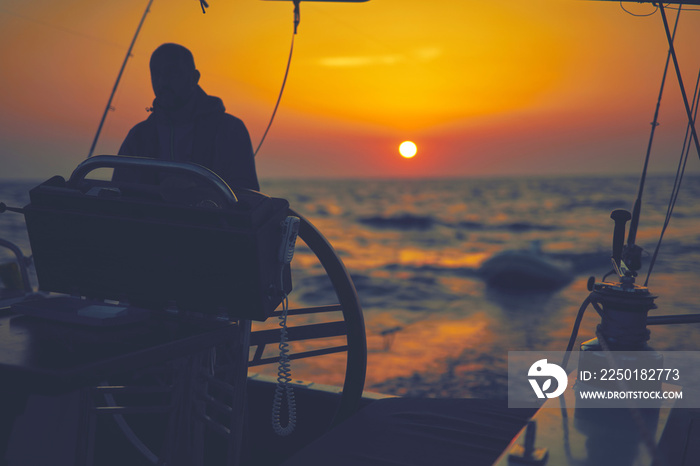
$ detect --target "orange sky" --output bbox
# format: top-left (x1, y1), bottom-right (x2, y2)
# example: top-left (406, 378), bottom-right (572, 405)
top-left (1, 0), bottom-right (700, 181)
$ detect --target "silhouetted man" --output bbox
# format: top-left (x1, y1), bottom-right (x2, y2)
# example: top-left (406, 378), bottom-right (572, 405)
top-left (115, 43), bottom-right (259, 191)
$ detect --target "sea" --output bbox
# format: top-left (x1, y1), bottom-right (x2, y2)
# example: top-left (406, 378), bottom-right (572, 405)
top-left (2, 174), bottom-right (700, 399)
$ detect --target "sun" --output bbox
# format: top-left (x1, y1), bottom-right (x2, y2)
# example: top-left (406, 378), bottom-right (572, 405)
top-left (399, 141), bottom-right (417, 158)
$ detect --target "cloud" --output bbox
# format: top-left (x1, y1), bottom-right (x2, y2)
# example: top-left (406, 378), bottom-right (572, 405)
top-left (318, 47), bottom-right (442, 68)
top-left (414, 47), bottom-right (441, 61)
top-left (318, 54), bottom-right (404, 68)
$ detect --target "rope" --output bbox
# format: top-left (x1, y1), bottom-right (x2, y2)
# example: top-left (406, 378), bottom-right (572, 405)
top-left (561, 288), bottom-right (656, 369)
top-left (592, 297), bottom-right (651, 348)
top-left (561, 293), bottom-right (593, 371)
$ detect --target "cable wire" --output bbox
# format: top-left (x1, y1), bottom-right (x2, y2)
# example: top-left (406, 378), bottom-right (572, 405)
top-left (87, 0), bottom-right (154, 158)
top-left (619, 1), bottom-right (658, 17)
top-left (626, 6), bottom-right (681, 251)
top-left (658, 4), bottom-right (700, 162)
top-left (642, 4), bottom-right (700, 285)
top-left (644, 65), bottom-right (700, 286)
top-left (272, 223), bottom-right (298, 436)
top-left (254, 0), bottom-right (300, 157)
top-left (271, 294), bottom-right (297, 436)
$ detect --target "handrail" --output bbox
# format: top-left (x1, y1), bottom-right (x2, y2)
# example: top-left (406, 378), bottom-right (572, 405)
top-left (68, 155), bottom-right (239, 207)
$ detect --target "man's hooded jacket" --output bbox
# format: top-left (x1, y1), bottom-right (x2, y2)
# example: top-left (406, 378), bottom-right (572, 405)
top-left (116, 86), bottom-right (259, 192)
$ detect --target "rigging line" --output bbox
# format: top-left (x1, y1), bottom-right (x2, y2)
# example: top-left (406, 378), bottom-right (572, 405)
top-left (87, 0), bottom-right (154, 159)
top-left (619, 1), bottom-right (658, 17)
top-left (626, 5), bottom-right (682, 248)
top-left (254, 0), bottom-right (300, 157)
top-left (664, 5), bottom-right (700, 12)
top-left (658, 4), bottom-right (700, 163)
top-left (254, 32), bottom-right (295, 157)
top-left (644, 66), bottom-right (700, 286)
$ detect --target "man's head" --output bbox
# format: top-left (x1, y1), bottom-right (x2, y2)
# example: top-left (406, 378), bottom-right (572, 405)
top-left (150, 43), bottom-right (201, 111)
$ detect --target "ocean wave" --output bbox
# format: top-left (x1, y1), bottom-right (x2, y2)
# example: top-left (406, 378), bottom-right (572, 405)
top-left (456, 221), bottom-right (484, 230)
top-left (383, 262), bottom-right (481, 277)
top-left (294, 272), bottom-right (401, 306)
top-left (562, 199), bottom-right (633, 212)
top-left (503, 222), bottom-right (559, 232)
top-left (357, 214), bottom-right (560, 233)
top-left (454, 221), bottom-right (560, 232)
top-left (293, 270), bottom-right (463, 312)
top-left (357, 214), bottom-right (435, 230)
top-left (380, 251), bottom-right (611, 280)
top-left (547, 251), bottom-right (609, 273)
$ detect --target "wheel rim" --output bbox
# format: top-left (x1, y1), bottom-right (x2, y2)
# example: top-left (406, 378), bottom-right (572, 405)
top-left (288, 207), bottom-right (367, 426)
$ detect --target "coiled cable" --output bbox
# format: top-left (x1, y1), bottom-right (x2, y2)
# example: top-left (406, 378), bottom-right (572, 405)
top-left (271, 294), bottom-right (297, 436)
